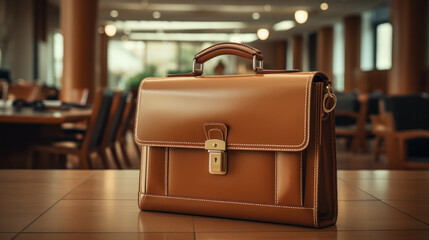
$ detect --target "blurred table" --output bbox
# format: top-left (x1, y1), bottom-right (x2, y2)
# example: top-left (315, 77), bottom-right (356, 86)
top-left (0, 169), bottom-right (428, 240)
top-left (0, 108), bottom-right (91, 168)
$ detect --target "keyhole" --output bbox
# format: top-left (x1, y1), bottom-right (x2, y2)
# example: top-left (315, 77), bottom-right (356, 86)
top-left (214, 157), bottom-right (218, 163)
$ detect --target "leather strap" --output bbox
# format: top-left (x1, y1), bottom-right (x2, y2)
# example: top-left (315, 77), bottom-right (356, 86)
top-left (194, 42), bottom-right (263, 64)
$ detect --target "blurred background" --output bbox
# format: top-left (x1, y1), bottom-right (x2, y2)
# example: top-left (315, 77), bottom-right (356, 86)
top-left (0, 0), bottom-right (428, 170)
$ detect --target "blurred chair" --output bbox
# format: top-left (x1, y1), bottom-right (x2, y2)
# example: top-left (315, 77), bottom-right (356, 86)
top-left (7, 83), bottom-right (41, 102)
top-left (383, 94), bottom-right (429, 169)
top-left (98, 91), bottom-right (130, 169)
top-left (28, 89), bottom-right (114, 169)
top-left (114, 92), bottom-right (136, 167)
top-left (71, 88), bottom-right (89, 105)
top-left (335, 92), bottom-right (369, 152)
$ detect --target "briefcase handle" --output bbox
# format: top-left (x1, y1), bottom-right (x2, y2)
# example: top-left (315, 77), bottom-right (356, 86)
top-left (193, 42), bottom-right (263, 75)
top-left (167, 42), bottom-right (299, 77)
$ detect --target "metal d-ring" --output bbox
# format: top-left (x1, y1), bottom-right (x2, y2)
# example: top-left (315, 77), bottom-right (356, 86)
top-left (323, 84), bottom-right (337, 113)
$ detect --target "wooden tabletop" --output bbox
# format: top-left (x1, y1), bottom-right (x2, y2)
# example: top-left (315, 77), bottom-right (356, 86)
top-left (0, 169), bottom-right (428, 240)
top-left (0, 108), bottom-right (91, 124)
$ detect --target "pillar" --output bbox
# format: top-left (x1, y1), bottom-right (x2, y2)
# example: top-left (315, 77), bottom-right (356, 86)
top-left (344, 15), bottom-right (361, 92)
top-left (389, 0), bottom-right (428, 95)
top-left (274, 41), bottom-right (287, 69)
top-left (98, 32), bottom-right (108, 90)
top-left (61, 0), bottom-right (97, 102)
top-left (317, 26), bottom-right (333, 81)
top-left (292, 35), bottom-right (303, 70)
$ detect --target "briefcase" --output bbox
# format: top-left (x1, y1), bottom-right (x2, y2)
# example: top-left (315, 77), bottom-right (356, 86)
top-left (135, 42), bottom-right (338, 228)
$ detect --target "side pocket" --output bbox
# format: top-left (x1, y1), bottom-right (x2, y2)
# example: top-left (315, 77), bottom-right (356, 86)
top-left (276, 151), bottom-right (304, 206)
top-left (145, 147), bottom-right (167, 195)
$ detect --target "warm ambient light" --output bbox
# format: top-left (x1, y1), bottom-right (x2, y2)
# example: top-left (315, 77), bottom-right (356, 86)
top-left (294, 10), bottom-right (308, 24)
top-left (320, 3), bottom-right (329, 11)
top-left (129, 32), bottom-right (258, 42)
top-left (257, 28), bottom-right (269, 40)
top-left (153, 11), bottom-right (161, 19)
top-left (104, 24), bottom-right (117, 37)
top-left (229, 36), bottom-right (241, 43)
top-left (252, 12), bottom-right (260, 20)
top-left (115, 20), bottom-right (246, 31)
top-left (110, 10), bottom-right (119, 18)
top-left (273, 20), bottom-right (296, 31)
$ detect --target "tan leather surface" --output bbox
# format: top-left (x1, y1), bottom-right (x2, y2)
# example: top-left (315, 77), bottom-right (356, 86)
top-left (168, 148), bottom-right (275, 204)
top-left (276, 152), bottom-right (302, 206)
top-left (135, 73), bottom-right (313, 152)
top-left (136, 71), bottom-right (337, 228)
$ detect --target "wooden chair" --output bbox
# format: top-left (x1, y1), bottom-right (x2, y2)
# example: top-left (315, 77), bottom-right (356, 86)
top-left (384, 94), bottom-right (429, 169)
top-left (335, 93), bottom-right (369, 152)
top-left (114, 92), bottom-right (136, 167)
top-left (28, 90), bottom-right (114, 169)
top-left (98, 91), bottom-right (130, 169)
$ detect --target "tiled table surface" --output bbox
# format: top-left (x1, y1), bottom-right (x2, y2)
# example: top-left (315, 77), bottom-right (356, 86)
top-left (0, 170), bottom-right (428, 240)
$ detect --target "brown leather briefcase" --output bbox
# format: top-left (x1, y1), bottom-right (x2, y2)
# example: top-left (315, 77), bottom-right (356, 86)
top-left (135, 42), bottom-right (338, 228)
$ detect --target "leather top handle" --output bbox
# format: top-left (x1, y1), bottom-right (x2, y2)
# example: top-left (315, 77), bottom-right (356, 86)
top-left (167, 42), bottom-right (299, 77)
top-left (194, 42), bottom-right (263, 64)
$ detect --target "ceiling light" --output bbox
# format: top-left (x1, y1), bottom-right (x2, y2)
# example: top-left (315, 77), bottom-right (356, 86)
top-left (257, 28), bottom-right (269, 40)
top-left (252, 12), bottom-right (260, 20)
top-left (264, 4), bottom-right (271, 12)
top-left (114, 21), bottom-right (246, 31)
top-left (273, 20), bottom-right (296, 31)
top-left (129, 33), bottom-right (258, 43)
top-left (97, 26), bottom-right (104, 34)
top-left (104, 24), bottom-right (117, 37)
top-left (123, 28), bottom-right (131, 35)
top-left (294, 10), bottom-right (308, 24)
top-left (110, 10), bottom-right (119, 18)
top-left (229, 36), bottom-right (242, 43)
top-left (320, 3), bottom-right (329, 10)
top-left (152, 11), bottom-right (161, 19)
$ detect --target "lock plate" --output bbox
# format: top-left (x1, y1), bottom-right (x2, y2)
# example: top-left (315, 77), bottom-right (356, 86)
top-left (205, 139), bottom-right (227, 175)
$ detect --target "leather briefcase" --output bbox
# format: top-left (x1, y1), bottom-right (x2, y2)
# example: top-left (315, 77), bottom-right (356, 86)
top-left (135, 42), bottom-right (338, 228)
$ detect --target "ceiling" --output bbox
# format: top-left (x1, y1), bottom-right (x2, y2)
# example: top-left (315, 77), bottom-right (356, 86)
top-left (70, 0), bottom-right (390, 41)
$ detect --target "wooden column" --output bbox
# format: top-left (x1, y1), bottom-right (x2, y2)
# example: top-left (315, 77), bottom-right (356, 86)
top-left (317, 26), bottom-right (333, 80)
top-left (292, 35), bottom-right (303, 70)
top-left (98, 32), bottom-right (108, 89)
top-left (274, 41), bottom-right (287, 69)
top-left (344, 15), bottom-right (361, 92)
top-left (61, 0), bottom-right (97, 102)
top-left (389, 0), bottom-right (428, 95)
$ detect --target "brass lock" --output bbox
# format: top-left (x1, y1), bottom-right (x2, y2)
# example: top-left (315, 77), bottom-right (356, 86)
top-left (205, 139), bottom-right (227, 175)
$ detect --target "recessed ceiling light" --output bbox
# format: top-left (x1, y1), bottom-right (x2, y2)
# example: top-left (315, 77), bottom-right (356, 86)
top-left (152, 11), bottom-right (161, 19)
top-left (320, 3), bottom-right (329, 11)
top-left (264, 4), bottom-right (271, 12)
top-left (97, 26), bottom-right (104, 34)
top-left (273, 20), bottom-right (296, 31)
top-left (257, 28), bottom-right (269, 40)
top-left (123, 28), bottom-right (131, 35)
top-left (294, 10), bottom-right (308, 24)
top-left (104, 24), bottom-right (117, 37)
top-left (252, 12), bottom-right (260, 20)
top-left (110, 10), bottom-right (119, 18)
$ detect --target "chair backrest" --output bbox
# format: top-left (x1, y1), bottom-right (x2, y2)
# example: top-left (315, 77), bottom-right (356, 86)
top-left (82, 89), bottom-right (114, 151)
top-left (8, 84), bottom-right (41, 102)
top-left (102, 91), bottom-right (130, 146)
top-left (115, 92), bottom-right (135, 141)
top-left (335, 92), bottom-right (361, 126)
top-left (367, 92), bottom-right (384, 117)
top-left (386, 94), bottom-right (429, 131)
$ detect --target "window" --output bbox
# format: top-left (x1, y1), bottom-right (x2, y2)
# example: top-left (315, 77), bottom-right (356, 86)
top-left (333, 22), bottom-right (345, 92)
top-left (375, 22), bottom-right (392, 70)
top-left (53, 32), bottom-right (63, 87)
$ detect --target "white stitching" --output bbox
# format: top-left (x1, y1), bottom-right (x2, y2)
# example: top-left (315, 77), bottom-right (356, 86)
top-left (141, 193), bottom-right (312, 210)
top-left (275, 151), bottom-right (278, 205)
top-left (300, 151), bottom-right (303, 206)
top-left (135, 73), bottom-right (313, 150)
top-left (164, 147), bottom-right (168, 196)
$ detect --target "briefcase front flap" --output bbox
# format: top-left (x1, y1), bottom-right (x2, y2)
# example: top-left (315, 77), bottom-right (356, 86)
top-left (135, 72), bottom-right (321, 152)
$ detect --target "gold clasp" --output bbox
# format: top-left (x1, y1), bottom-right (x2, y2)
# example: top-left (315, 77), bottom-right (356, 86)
top-left (323, 83), bottom-right (337, 113)
top-left (205, 139), bottom-right (227, 175)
